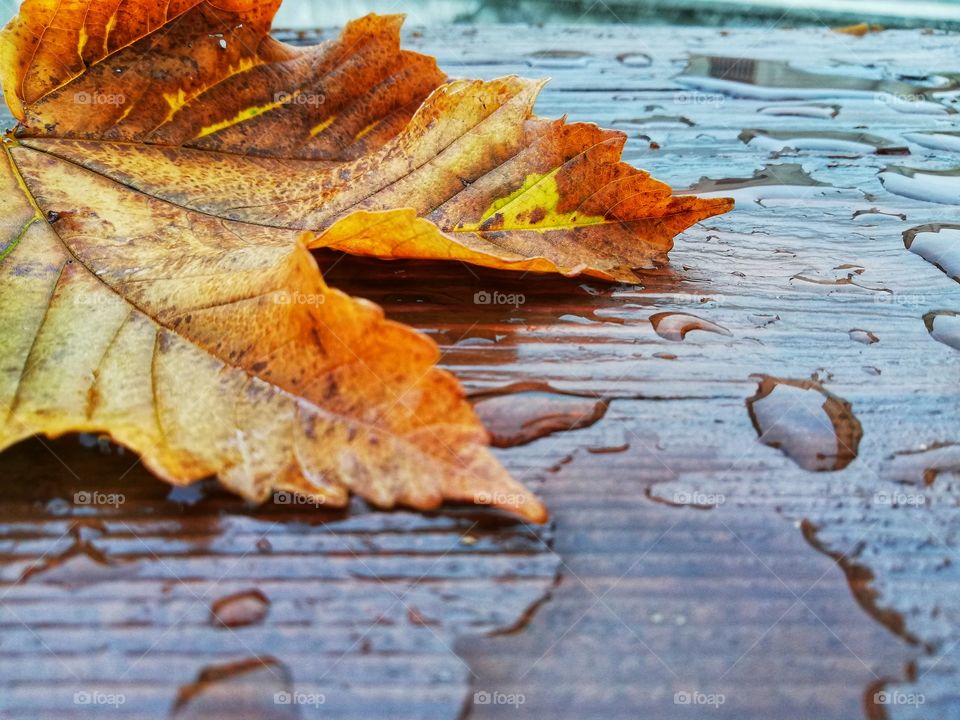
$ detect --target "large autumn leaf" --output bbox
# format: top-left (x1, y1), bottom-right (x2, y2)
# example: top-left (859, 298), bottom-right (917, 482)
top-left (0, 136), bottom-right (547, 522)
top-left (0, 0), bottom-right (728, 522)
top-left (0, 0), bottom-right (559, 521)
top-left (1, 0), bottom-right (732, 282)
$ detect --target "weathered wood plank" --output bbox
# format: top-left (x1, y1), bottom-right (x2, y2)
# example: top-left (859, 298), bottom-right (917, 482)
top-left (1, 23), bottom-right (959, 720)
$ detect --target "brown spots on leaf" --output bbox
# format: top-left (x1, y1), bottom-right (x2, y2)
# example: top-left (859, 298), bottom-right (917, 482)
top-left (480, 212), bottom-right (505, 232)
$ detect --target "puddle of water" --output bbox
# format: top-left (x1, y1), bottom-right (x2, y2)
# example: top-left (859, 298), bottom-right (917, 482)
top-left (211, 590), bottom-right (271, 628)
top-left (879, 166), bottom-right (960, 205)
top-left (849, 329), bottom-right (879, 345)
top-left (682, 163), bottom-right (839, 202)
top-left (802, 521), bottom-right (924, 648)
top-left (172, 657), bottom-right (297, 720)
top-left (903, 223), bottom-right (960, 281)
top-left (924, 310), bottom-right (960, 350)
top-left (678, 55), bottom-right (955, 113)
top-left (649, 312), bottom-right (732, 342)
top-left (886, 443), bottom-right (960, 486)
top-left (740, 129), bottom-right (909, 155)
top-left (471, 386), bottom-right (608, 448)
top-left (461, 444), bottom-right (916, 720)
top-left (747, 376), bottom-right (862, 472)
top-left (19, 533), bottom-right (141, 586)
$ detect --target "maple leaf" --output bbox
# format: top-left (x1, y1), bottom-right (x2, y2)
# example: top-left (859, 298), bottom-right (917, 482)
top-left (0, 139), bottom-right (549, 521)
top-left (2, 0), bottom-right (732, 283)
top-left (0, 1), bottom-right (551, 522)
top-left (0, 0), bottom-right (729, 520)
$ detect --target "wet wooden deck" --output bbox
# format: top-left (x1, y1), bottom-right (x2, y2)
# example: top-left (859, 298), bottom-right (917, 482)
top-left (3, 24), bottom-right (960, 720)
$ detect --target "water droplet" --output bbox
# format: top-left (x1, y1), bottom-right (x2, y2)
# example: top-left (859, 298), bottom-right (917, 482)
top-left (211, 590), bottom-right (270, 628)
top-left (45, 497), bottom-right (72, 515)
top-left (454, 336), bottom-right (497, 347)
top-left (617, 52), bottom-right (652, 67)
top-left (849, 329), bottom-right (879, 345)
top-left (526, 49), bottom-right (590, 68)
top-left (747, 376), bottom-right (862, 472)
top-left (749, 313), bottom-right (781, 328)
top-left (472, 385), bottom-right (607, 448)
top-left (924, 310), bottom-right (960, 350)
top-left (740, 129), bottom-right (908, 155)
top-left (407, 607), bottom-right (438, 626)
top-left (852, 208), bottom-right (906, 222)
top-left (903, 130), bottom-right (960, 152)
top-left (78, 432), bottom-right (121, 453)
top-left (167, 482), bottom-right (209, 506)
top-left (614, 115), bottom-right (695, 128)
top-left (172, 657), bottom-right (296, 720)
top-left (678, 55), bottom-right (955, 113)
top-left (650, 312), bottom-right (732, 342)
top-left (879, 166), bottom-right (960, 205)
top-left (903, 224), bottom-right (960, 281)
top-left (790, 266), bottom-right (889, 294)
top-left (757, 103), bottom-right (839, 119)
top-left (886, 443), bottom-right (960, 486)
top-left (558, 313), bottom-right (599, 325)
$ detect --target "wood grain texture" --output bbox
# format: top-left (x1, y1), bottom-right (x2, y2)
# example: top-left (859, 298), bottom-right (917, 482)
top-left (2, 23), bottom-right (960, 720)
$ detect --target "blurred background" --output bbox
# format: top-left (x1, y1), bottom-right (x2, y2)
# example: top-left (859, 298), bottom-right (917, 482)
top-left (2, 0), bottom-right (960, 28)
top-left (236, 0), bottom-right (960, 29)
